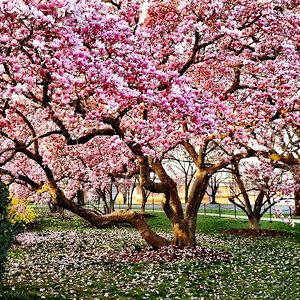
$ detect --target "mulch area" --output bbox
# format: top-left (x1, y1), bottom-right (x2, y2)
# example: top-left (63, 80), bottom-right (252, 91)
top-left (109, 229), bottom-right (291, 263)
top-left (107, 245), bottom-right (232, 263)
top-left (222, 229), bottom-right (291, 237)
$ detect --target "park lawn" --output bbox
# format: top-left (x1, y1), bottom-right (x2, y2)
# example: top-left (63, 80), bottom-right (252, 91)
top-left (0, 212), bottom-right (299, 300)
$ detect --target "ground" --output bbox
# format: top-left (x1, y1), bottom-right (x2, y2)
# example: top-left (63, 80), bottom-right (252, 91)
top-left (0, 213), bottom-right (299, 299)
top-left (223, 228), bottom-right (291, 237)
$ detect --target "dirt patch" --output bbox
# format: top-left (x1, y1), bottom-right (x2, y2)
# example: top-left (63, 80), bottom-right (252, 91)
top-left (106, 245), bottom-right (231, 263)
top-left (222, 229), bottom-right (291, 237)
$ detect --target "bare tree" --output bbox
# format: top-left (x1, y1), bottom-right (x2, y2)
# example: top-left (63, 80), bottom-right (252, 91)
top-left (206, 172), bottom-right (227, 204)
top-left (164, 146), bottom-right (196, 203)
top-left (96, 181), bottom-right (120, 215)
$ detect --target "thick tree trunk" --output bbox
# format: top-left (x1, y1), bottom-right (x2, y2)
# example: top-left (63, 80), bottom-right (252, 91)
top-left (139, 157), bottom-right (196, 248)
top-left (185, 169), bottom-right (210, 244)
top-left (248, 215), bottom-right (260, 230)
top-left (170, 217), bottom-right (195, 247)
top-left (294, 189), bottom-right (300, 216)
top-left (65, 199), bottom-right (171, 248)
top-left (162, 186), bottom-right (195, 248)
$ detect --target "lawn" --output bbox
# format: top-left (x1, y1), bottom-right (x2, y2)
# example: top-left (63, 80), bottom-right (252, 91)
top-left (0, 211), bottom-right (299, 300)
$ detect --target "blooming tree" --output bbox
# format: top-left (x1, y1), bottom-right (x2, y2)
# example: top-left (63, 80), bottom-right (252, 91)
top-left (0, 0), bottom-right (299, 248)
top-left (229, 158), bottom-right (295, 229)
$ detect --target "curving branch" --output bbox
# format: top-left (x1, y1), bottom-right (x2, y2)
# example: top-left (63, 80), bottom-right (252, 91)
top-left (0, 167), bottom-right (42, 189)
top-left (181, 141), bottom-right (198, 164)
top-left (15, 109), bottom-right (39, 155)
top-left (137, 155), bottom-right (165, 193)
top-left (224, 63), bottom-right (249, 99)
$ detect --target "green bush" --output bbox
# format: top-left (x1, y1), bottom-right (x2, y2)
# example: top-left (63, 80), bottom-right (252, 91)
top-left (0, 182), bottom-right (21, 280)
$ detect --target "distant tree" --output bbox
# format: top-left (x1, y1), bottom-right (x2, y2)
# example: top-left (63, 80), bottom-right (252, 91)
top-left (229, 159), bottom-right (294, 230)
top-left (164, 147), bottom-right (196, 203)
top-left (206, 172), bottom-right (227, 204)
top-left (260, 125), bottom-right (300, 216)
top-left (293, 169), bottom-right (300, 216)
top-left (95, 180), bottom-right (120, 215)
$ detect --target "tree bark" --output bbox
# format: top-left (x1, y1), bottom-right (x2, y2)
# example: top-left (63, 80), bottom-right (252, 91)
top-left (210, 191), bottom-right (218, 204)
top-left (171, 218), bottom-right (195, 247)
top-left (138, 156), bottom-right (190, 246)
top-left (248, 214), bottom-right (260, 230)
top-left (294, 188), bottom-right (300, 216)
top-left (46, 179), bottom-right (171, 248)
top-left (77, 189), bottom-right (85, 206)
top-left (185, 169), bottom-right (210, 244)
top-left (184, 176), bottom-right (189, 203)
top-left (140, 187), bottom-right (147, 214)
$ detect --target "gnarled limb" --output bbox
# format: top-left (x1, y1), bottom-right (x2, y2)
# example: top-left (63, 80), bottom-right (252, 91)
top-left (48, 181), bottom-right (171, 248)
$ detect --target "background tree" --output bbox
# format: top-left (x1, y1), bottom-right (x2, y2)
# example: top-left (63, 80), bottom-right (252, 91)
top-left (163, 146), bottom-right (196, 203)
top-left (206, 172), bottom-right (227, 204)
top-left (229, 158), bottom-right (295, 230)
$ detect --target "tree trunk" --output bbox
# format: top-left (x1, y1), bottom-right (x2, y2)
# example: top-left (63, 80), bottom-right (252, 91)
top-left (140, 187), bottom-right (147, 214)
top-left (43, 179), bottom-right (171, 248)
top-left (109, 198), bottom-right (115, 213)
top-left (48, 202), bottom-right (65, 218)
top-left (102, 195), bottom-right (109, 214)
top-left (185, 169), bottom-right (210, 244)
top-left (122, 191), bottom-right (127, 205)
top-left (171, 219), bottom-right (195, 247)
top-left (248, 214), bottom-right (260, 230)
top-left (210, 191), bottom-right (217, 204)
top-left (162, 186), bottom-right (195, 248)
top-left (184, 177), bottom-right (188, 203)
top-left (140, 157), bottom-right (196, 248)
top-left (294, 189), bottom-right (300, 216)
top-left (128, 195), bottom-right (132, 209)
top-left (77, 189), bottom-right (85, 206)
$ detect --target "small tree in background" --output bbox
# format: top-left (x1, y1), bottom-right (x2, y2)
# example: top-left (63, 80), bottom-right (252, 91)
top-left (229, 159), bottom-right (295, 230)
top-left (206, 172), bottom-right (228, 204)
top-left (164, 147), bottom-right (196, 204)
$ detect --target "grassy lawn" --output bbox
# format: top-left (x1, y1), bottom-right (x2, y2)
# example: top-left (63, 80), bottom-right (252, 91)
top-left (0, 211), bottom-right (299, 299)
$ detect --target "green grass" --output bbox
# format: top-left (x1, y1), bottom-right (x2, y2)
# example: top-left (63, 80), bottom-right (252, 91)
top-left (146, 211), bottom-right (300, 235)
top-left (1, 212), bottom-right (299, 299)
top-left (34, 215), bottom-right (90, 231)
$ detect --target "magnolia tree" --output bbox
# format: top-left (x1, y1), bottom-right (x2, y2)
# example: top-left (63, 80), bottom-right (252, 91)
top-left (229, 158), bottom-right (295, 229)
top-left (0, 0), bottom-right (299, 248)
top-left (206, 172), bottom-right (227, 204)
top-left (94, 177), bottom-right (135, 214)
